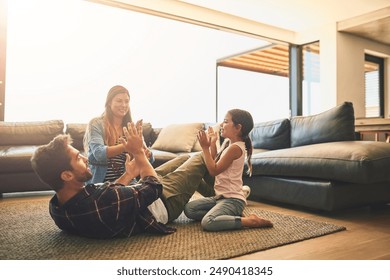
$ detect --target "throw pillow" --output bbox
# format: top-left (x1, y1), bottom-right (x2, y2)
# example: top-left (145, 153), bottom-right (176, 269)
top-left (250, 119), bottom-right (290, 150)
top-left (151, 123), bottom-right (204, 153)
top-left (290, 101), bottom-right (356, 147)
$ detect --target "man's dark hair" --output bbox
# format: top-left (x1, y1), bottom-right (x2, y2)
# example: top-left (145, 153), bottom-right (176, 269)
top-left (31, 134), bottom-right (73, 191)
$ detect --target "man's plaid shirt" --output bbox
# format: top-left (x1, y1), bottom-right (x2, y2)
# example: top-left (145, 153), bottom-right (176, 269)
top-left (49, 176), bottom-right (176, 238)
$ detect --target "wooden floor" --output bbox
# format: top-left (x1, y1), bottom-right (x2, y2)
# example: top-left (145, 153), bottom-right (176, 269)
top-left (235, 199), bottom-right (390, 260)
top-left (1, 192), bottom-right (390, 260)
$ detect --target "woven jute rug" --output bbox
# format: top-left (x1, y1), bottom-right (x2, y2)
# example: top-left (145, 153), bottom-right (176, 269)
top-left (0, 197), bottom-right (345, 260)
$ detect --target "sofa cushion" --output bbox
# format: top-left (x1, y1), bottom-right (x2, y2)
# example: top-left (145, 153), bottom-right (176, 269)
top-left (290, 102), bottom-right (355, 147)
top-left (250, 118), bottom-right (290, 150)
top-left (151, 123), bottom-right (203, 153)
top-left (66, 122), bottom-right (156, 151)
top-left (65, 123), bottom-right (87, 151)
top-left (0, 120), bottom-right (64, 146)
top-left (251, 141), bottom-right (390, 184)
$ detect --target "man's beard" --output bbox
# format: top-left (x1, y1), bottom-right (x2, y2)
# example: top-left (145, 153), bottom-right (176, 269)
top-left (75, 169), bottom-right (93, 182)
top-left (84, 171), bottom-right (93, 182)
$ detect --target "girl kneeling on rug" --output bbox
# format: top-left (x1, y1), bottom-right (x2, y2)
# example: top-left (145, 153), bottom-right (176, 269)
top-left (184, 109), bottom-right (273, 231)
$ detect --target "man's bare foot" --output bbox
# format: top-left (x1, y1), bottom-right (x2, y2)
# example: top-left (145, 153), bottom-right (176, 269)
top-left (241, 214), bottom-right (273, 228)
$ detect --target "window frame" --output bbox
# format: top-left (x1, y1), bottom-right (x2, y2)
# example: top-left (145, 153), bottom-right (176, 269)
top-left (0, 0), bottom-right (6, 121)
top-left (364, 53), bottom-right (385, 118)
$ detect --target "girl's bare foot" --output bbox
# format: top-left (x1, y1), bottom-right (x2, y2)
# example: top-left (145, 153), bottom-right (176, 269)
top-left (241, 214), bottom-right (273, 228)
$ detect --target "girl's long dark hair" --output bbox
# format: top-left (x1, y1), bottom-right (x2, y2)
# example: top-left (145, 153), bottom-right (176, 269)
top-left (228, 109), bottom-right (254, 176)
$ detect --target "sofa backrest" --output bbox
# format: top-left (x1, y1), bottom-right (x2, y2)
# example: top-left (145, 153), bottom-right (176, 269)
top-left (249, 102), bottom-right (356, 150)
top-left (250, 118), bottom-right (291, 150)
top-left (0, 120), bottom-right (64, 146)
top-left (65, 122), bottom-right (157, 151)
top-left (290, 101), bottom-right (356, 147)
top-left (142, 122), bottom-right (158, 147)
top-left (65, 123), bottom-right (88, 151)
top-left (0, 102), bottom-right (354, 151)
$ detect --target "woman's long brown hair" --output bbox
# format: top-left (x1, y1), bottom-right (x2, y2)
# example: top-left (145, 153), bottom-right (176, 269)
top-left (103, 85), bottom-right (132, 146)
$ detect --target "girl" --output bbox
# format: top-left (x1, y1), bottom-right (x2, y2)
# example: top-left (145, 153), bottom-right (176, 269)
top-left (184, 109), bottom-right (273, 231)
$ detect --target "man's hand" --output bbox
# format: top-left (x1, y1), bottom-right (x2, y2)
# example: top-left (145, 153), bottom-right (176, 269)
top-left (125, 154), bottom-right (140, 177)
top-left (121, 122), bottom-right (144, 156)
top-left (120, 121), bottom-right (158, 180)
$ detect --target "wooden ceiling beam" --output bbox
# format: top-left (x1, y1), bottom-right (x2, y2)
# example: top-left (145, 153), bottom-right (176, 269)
top-left (248, 53), bottom-right (289, 63)
top-left (218, 61), bottom-right (288, 77)
top-left (227, 57), bottom-right (288, 69)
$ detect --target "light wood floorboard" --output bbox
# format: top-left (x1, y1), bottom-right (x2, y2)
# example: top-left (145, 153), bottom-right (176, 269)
top-left (233, 199), bottom-right (390, 260)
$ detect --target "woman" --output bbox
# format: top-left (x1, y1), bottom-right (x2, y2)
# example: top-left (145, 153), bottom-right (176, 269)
top-left (84, 85), bottom-right (152, 184)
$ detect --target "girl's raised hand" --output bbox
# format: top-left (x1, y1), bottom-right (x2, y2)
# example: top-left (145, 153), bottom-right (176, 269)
top-left (207, 126), bottom-right (218, 145)
top-left (197, 130), bottom-right (210, 149)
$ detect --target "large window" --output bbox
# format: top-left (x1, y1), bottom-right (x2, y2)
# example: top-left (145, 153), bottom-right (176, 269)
top-left (4, 0), bottom-right (267, 126)
top-left (364, 54), bottom-right (384, 118)
top-left (302, 42), bottom-right (320, 116)
top-left (217, 66), bottom-right (289, 122)
top-left (216, 44), bottom-right (290, 122)
top-left (217, 42), bottom-right (321, 121)
top-left (2, 1), bottom-right (323, 126)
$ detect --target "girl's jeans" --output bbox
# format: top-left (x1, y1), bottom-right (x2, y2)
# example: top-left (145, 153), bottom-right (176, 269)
top-left (184, 196), bottom-right (245, 231)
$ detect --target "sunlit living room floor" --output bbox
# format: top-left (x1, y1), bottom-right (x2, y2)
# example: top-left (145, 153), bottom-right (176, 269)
top-left (1, 191), bottom-right (389, 260)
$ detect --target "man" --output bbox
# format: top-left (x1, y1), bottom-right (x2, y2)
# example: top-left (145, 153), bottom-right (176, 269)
top-left (31, 121), bottom-right (212, 238)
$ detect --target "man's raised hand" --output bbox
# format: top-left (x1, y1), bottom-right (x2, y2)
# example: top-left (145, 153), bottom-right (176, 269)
top-left (121, 121), bottom-right (144, 155)
top-left (121, 121), bottom-right (158, 180)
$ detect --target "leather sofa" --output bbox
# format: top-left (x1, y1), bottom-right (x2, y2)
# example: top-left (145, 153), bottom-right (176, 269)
top-left (0, 120), bottom-right (64, 194)
top-left (1, 102), bottom-right (390, 212)
top-left (143, 102), bottom-right (390, 211)
top-left (0, 120), bottom-right (179, 195)
top-left (243, 102), bottom-right (390, 211)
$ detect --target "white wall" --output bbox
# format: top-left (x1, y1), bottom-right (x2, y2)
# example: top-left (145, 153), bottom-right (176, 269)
top-left (295, 23), bottom-right (339, 113)
top-left (337, 33), bottom-right (390, 118)
top-left (297, 23), bottom-right (390, 118)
